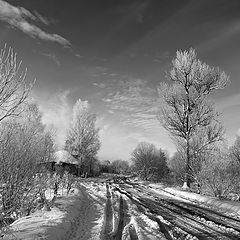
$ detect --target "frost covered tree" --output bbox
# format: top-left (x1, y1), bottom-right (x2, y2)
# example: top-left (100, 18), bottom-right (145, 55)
top-left (199, 146), bottom-right (240, 198)
top-left (131, 142), bottom-right (169, 181)
top-left (0, 102), bottom-right (54, 219)
top-left (111, 159), bottom-right (130, 174)
top-left (65, 99), bottom-right (100, 176)
top-left (0, 45), bottom-right (33, 121)
top-left (230, 136), bottom-right (240, 164)
top-left (158, 48), bottom-right (229, 189)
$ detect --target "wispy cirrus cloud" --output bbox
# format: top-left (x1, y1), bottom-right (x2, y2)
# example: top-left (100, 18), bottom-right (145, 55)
top-left (40, 52), bottom-right (61, 66)
top-left (116, 0), bottom-right (152, 24)
top-left (0, 0), bottom-right (70, 47)
top-left (93, 82), bottom-right (106, 88)
top-left (33, 10), bottom-right (50, 25)
top-left (215, 93), bottom-right (240, 142)
top-left (216, 93), bottom-right (240, 111)
top-left (198, 20), bottom-right (240, 52)
top-left (102, 76), bottom-right (160, 130)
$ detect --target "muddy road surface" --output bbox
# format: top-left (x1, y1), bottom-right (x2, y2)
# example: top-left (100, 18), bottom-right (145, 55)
top-left (101, 179), bottom-right (240, 240)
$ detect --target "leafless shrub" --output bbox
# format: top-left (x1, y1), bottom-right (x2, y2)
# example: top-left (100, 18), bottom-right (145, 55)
top-left (131, 142), bottom-right (169, 181)
top-left (61, 172), bottom-right (77, 195)
top-left (198, 148), bottom-right (240, 198)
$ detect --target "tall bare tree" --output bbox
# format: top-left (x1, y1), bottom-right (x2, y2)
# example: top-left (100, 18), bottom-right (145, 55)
top-left (158, 48), bottom-right (229, 189)
top-left (0, 45), bottom-right (33, 121)
top-left (65, 99), bottom-right (100, 176)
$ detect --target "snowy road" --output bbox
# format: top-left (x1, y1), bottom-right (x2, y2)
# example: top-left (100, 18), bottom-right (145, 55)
top-left (4, 178), bottom-right (240, 240)
top-left (108, 180), bottom-right (240, 240)
top-left (58, 183), bottom-right (105, 240)
top-left (3, 182), bottom-right (106, 240)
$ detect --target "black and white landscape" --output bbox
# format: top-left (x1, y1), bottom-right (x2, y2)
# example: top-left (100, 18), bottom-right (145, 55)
top-left (0, 0), bottom-right (240, 239)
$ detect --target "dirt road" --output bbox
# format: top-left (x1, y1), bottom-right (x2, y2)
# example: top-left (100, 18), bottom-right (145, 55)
top-left (4, 179), bottom-right (240, 240)
top-left (102, 180), bottom-right (240, 240)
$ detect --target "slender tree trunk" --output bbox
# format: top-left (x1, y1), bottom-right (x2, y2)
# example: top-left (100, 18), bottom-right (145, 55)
top-left (89, 160), bottom-right (92, 177)
top-left (78, 156), bottom-right (82, 177)
top-left (182, 136), bottom-right (191, 190)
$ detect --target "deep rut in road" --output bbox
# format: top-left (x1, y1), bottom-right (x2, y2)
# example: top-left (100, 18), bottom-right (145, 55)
top-left (102, 184), bottom-right (113, 240)
top-left (114, 182), bottom-right (240, 240)
top-left (102, 183), bottom-right (139, 240)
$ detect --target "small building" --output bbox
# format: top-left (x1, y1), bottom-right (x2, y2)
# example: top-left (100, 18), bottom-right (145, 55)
top-left (54, 150), bottom-right (79, 176)
top-left (39, 150), bottom-right (79, 176)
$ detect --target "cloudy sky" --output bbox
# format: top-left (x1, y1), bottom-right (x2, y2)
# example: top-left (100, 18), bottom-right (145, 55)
top-left (0, 0), bottom-right (240, 161)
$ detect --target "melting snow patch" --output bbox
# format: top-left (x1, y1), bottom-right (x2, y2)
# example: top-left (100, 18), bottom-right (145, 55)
top-left (139, 213), bottom-right (159, 230)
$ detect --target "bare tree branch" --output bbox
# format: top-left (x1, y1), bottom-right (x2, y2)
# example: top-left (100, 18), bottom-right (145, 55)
top-left (0, 45), bottom-right (34, 122)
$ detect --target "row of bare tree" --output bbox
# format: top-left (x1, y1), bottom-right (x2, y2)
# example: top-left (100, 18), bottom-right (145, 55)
top-left (0, 46), bottom-right (57, 225)
top-left (0, 45), bottom-right (102, 226)
top-left (100, 159), bottom-right (131, 175)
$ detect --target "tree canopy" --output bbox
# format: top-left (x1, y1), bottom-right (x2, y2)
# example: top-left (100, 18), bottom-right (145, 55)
top-left (65, 99), bottom-right (100, 176)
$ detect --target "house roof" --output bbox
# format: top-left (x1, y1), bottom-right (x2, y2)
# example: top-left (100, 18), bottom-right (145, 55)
top-left (53, 150), bottom-right (78, 165)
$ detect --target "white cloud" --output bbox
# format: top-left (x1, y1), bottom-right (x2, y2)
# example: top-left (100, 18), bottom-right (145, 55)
top-left (215, 93), bottom-right (240, 145)
top-left (41, 52), bottom-right (61, 66)
top-left (153, 51), bottom-right (170, 63)
top-left (75, 53), bottom-right (84, 58)
top-left (97, 124), bottom-right (137, 161)
top-left (38, 90), bottom-right (72, 148)
top-left (93, 82), bottom-right (106, 88)
top-left (237, 129), bottom-right (240, 136)
top-left (102, 77), bottom-right (159, 130)
top-left (33, 11), bottom-right (50, 25)
top-left (198, 20), bottom-right (240, 52)
top-left (98, 76), bottom-right (177, 159)
top-left (108, 110), bottom-right (114, 114)
top-left (216, 93), bottom-right (240, 111)
top-left (97, 121), bottom-right (176, 161)
top-left (0, 0), bottom-right (70, 46)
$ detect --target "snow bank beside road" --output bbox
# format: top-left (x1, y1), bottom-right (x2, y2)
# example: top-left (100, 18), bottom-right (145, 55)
top-left (3, 189), bottom-right (79, 240)
top-left (166, 187), bottom-right (240, 215)
top-left (3, 182), bottom-right (106, 240)
top-left (149, 183), bottom-right (240, 216)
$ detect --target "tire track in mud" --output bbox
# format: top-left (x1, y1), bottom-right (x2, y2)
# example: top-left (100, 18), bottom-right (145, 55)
top-left (133, 183), bottom-right (240, 234)
top-left (113, 195), bottom-right (124, 240)
top-left (128, 223), bottom-right (139, 240)
top-left (117, 188), bottom-right (174, 240)
top-left (102, 184), bottom-right (113, 240)
top-left (102, 183), bottom-right (139, 240)
top-left (115, 183), bottom-right (240, 240)
top-left (113, 195), bottom-right (139, 240)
